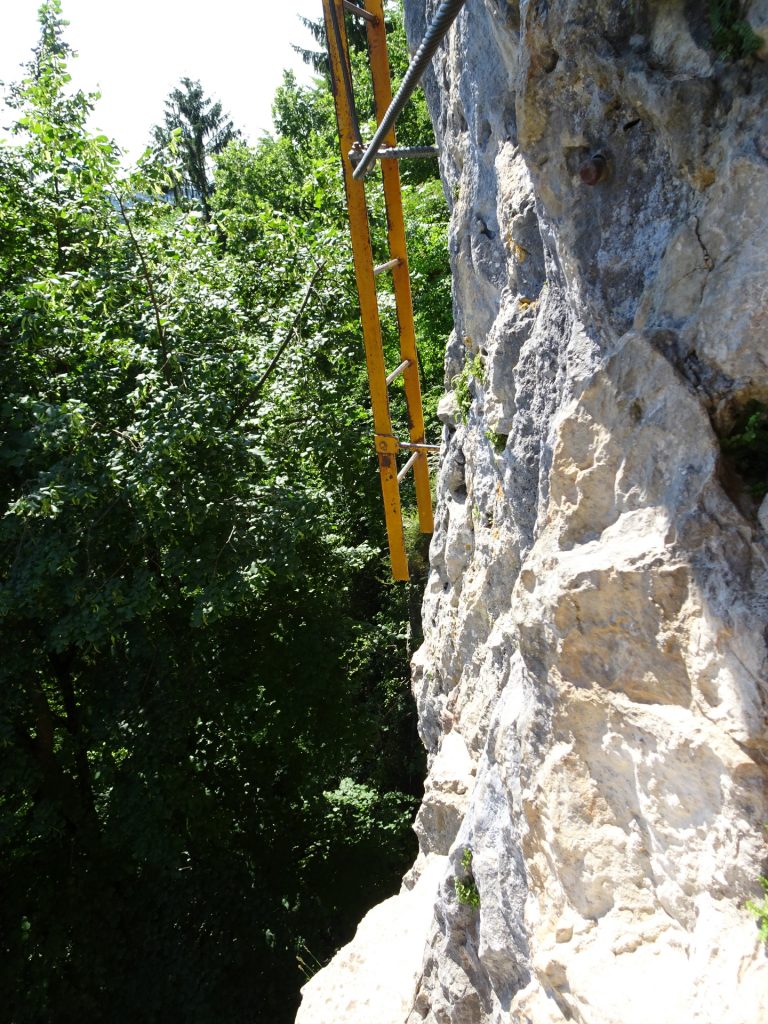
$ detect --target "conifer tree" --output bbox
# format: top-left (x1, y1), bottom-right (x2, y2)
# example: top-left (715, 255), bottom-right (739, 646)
top-left (152, 77), bottom-right (239, 216)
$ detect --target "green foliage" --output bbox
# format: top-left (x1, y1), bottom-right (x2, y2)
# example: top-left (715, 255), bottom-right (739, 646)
top-left (403, 509), bottom-right (432, 581)
top-left (720, 401), bottom-right (768, 496)
top-left (746, 824), bottom-right (768, 942)
top-left (404, 179), bottom-right (453, 424)
top-left (708, 0), bottom-right (762, 59)
top-left (452, 353), bottom-right (485, 424)
top-left (0, 3), bottom-right (450, 1022)
top-left (486, 430), bottom-right (508, 455)
top-left (455, 848), bottom-right (480, 909)
top-left (747, 876), bottom-right (768, 942)
top-left (456, 876), bottom-right (481, 908)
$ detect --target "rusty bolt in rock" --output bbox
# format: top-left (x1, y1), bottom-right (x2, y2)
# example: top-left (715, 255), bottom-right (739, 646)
top-left (579, 152), bottom-right (608, 186)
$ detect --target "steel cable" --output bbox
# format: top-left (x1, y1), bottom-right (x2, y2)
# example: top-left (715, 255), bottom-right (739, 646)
top-left (351, 0), bottom-right (469, 179)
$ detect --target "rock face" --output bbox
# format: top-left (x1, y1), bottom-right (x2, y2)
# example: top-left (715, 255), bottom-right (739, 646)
top-left (295, 855), bottom-right (447, 1024)
top-left (296, 1), bottom-right (768, 1021)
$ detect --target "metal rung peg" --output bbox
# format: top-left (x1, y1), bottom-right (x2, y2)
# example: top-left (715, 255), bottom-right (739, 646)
top-left (342, 0), bottom-right (378, 22)
top-left (397, 450), bottom-right (419, 482)
top-left (374, 257), bottom-right (401, 276)
top-left (378, 146), bottom-right (440, 161)
top-left (398, 441), bottom-right (441, 452)
top-left (386, 359), bottom-right (411, 385)
top-left (349, 146), bottom-right (440, 170)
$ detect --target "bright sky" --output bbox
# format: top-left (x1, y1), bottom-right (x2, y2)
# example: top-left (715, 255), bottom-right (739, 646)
top-left (0, 0), bottom-right (323, 157)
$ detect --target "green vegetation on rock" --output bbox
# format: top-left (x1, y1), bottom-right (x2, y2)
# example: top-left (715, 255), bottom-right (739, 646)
top-left (720, 401), bottom-right (768, 497)
top-left (455, 848), bottom-right (481, 909)
top-left (747, 877), bottom-right (768, 942)
top-left (452, 353), bottom-right (485, 424)
top-left (708, 0), bottom-right (762, 59)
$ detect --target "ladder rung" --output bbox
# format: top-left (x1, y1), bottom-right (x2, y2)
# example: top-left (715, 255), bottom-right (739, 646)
top-left (378, 146), bottom-right (440, 161)
top-left (342, 0), bottom-right (378, 22)
top-left (398, 441), bottom-right (441, 452)
top-left (386, 359), bottom-right (411, 385)
top-left (374, 257), bottom-right (401, 276)
top-left (349, 146), bottom-right (440, 170)
top-left (397, 450), bottom-right (419, 483)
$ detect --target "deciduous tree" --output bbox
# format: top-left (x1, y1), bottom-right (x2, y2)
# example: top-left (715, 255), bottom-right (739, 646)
top-left (0, 3), bottom-right (449, 1021)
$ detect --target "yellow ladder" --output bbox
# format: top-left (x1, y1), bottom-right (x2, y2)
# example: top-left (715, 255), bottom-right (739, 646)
top-left (322, 0), bottom-right (437, 581)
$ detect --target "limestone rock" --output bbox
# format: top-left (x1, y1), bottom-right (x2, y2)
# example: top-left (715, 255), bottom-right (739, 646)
top-left (295, 855), bottom-right (446, 1024)
top-left (760, 495), bottom-right (768, 533)
top-left (296, 1), bottom-right (768, 1022)
top-left (437, 389), bottom-right (460, 427)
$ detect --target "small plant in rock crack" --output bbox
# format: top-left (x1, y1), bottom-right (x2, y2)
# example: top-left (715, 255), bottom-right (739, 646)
top-left (485, 429), bottom-right (508, 455)
top-left (720, 401), bottom-right (768, 497)
top-left (708, 0), bottom-right (762, 59)
top-left (451, 354), bottom-right (485, 425)
top-left (747, 877), bottom-right (768, 942)
top-left (455, 848), bottom-right (481, 909)
top-left (746, 825), bottom-right (768, 942)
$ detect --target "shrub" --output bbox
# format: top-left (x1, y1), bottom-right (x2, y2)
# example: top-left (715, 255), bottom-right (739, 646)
top-left (454, 848), bottom-right (480, 909)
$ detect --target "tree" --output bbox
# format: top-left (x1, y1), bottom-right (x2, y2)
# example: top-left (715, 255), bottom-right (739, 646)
top-left (152, 76), bottom-right (240, 216)
top-left (0, 3), bottom-right (449, 1021)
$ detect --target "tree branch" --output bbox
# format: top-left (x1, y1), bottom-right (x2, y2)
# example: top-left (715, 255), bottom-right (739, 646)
top-left (114, 193), bottom-right (170, 370)
top-left (51, 652), bottom-right (95, 810)
top-left (226, 262), bottom-right (324, 430)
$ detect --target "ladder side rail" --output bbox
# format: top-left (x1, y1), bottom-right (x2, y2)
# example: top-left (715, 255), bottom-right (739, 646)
top-left (365, 0), bottom-right (434, 535)
top-left (326, 0), bottom-right (363, 146)
top-left (322, 0), bottom-right (409, 580)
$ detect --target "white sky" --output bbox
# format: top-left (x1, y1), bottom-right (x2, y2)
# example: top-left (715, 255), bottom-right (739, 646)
top-left (0, 0), bottom-right (323, 157)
